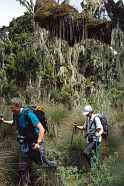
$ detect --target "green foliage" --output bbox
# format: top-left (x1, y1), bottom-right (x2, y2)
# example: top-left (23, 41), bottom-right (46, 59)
top-left (52, 155), bottom-right (118, 186)
top-left (47, 104), bottom-right (68, 124)
top-left (0, 102), bottom-right (123, 186)
top-left (46, 104), bottom-right (68, 137)
top-left (0, 13), bottom-right (39, 93)
top-left (2, 80), bottom-right (18, 102)
top-left (9, 12), bottom-right (33, 40)
top-left (90, 155), bottom-right (116, 186)
top-left (0, 120), bottom-right (18, 186)
top-left (50, 87), bottom-right (73, 109)
top-left (108, 157), bottom-right (124, 186)
top-left (31, 162), bottom-right (63, 186)
top-left (0, 3), bottom-right (124, 185)
top-left (57, 166), bottom-right (84, 186)
top-left (109, 88), bottom-right (124, 109)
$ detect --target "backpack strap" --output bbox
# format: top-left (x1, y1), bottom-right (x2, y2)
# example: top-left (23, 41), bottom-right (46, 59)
top-left (23, 108), bottom-right (34, 129)
top-left (22, 108), bottom-right (38, 142)
top-left (89, 117), bottom-right (97, 130)
top-left (23, 108), bottom-right (31, 125)
top-left (23, 107), bottom-right (49, 133)
top-left (90, 115), bottom-right (103, 129)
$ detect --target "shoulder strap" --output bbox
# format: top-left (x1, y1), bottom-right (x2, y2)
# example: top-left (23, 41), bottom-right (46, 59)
top-left (23, 108), bottom-right (33, 128)
top-left (89, 117), bottom-right (97, 130)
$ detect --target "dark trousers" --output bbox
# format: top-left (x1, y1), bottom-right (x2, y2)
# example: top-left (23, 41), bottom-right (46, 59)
top-left (18, 139), bottom-right (45, 172)
top-left (83, 141), bottom-right (100, 167)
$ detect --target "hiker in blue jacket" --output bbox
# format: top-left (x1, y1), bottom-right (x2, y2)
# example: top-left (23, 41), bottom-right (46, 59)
top-left (0, 97), bottom-right (56, 175)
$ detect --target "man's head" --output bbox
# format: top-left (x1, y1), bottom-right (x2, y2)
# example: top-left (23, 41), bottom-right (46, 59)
top-left (82, 104), bottom-right (93, 117)
top-left (10, 97), bottom-right (22, 114)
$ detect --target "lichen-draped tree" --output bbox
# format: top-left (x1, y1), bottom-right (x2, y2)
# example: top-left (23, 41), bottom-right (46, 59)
top-left (34, 0), bottom-right (124, 47)
top-left (103, 0), bottom-right (124, 30)
top-left (34, 0), bottom-right (113, 46)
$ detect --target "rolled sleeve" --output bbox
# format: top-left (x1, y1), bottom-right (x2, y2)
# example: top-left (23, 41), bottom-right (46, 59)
top-left (94, 116), bottom-right (103, 130)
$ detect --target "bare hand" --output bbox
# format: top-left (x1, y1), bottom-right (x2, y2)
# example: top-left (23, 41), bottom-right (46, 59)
top-left (32, 143), bottom-right (40, 150)
top-left (76, 125), bottom-right (84, 130)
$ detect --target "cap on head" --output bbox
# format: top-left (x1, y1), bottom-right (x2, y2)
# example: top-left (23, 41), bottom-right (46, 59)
top-left (82, 105), bottom-right (93, 116)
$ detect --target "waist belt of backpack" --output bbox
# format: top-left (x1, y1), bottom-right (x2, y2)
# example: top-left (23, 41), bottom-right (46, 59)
top-left (17, 134), bottom-right (38, 144)
top-left (17, 135), bottom-right (25, 144)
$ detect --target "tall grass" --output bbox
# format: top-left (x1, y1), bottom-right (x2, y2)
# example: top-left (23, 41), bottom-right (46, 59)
top-left (0, 101), bottom-right (124, 186)
top-left (46, 103), bottom-right (69, 138)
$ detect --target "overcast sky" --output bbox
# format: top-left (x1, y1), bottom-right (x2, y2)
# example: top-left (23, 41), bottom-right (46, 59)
top-left (0, 0), bottom-right (122, 27)
top-left (0, 0), bottom-right (25, 27)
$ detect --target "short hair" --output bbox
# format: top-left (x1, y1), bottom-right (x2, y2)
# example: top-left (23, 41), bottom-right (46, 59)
top-left (11, 97), bottom-right (22, 107)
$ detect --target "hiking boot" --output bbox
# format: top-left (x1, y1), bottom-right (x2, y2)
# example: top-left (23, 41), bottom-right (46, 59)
top-left (41, 160), bottom-right (57, 168)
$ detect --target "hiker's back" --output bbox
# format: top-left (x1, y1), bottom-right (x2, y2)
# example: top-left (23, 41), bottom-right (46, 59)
top-left (33, 105), bottom-right (48, 132)
top-left (26, 105), bottom-right (48, 133)
top-left (95, 113), bottom-right (108, 139)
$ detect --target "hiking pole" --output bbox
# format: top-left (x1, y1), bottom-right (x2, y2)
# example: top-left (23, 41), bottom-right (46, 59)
top-left (91, 137), bottom-right (100, 168)
top-left (71, 123), bottom-right (78, 144)
top-left (95, 137), bottom-right (100, 160)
